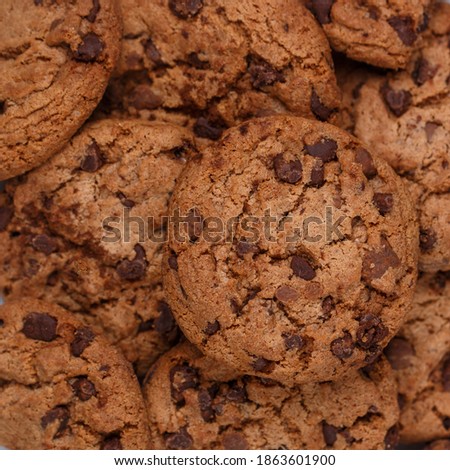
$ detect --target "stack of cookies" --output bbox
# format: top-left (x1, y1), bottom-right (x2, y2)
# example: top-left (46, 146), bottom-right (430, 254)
top-left (0, 0), bottom-right (448, 451)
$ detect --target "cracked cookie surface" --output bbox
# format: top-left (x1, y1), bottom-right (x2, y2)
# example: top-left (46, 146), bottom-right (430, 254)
top-left (345, 3), bottom-right (450, 272)
top-left (385, 272), bottom-right (450, 444)
top-left (101, 0), bottom-right (340, 144)
top-left (0, 298), bottom-right (151, 449)
top-left (163, 114), bottom-right (419, 386)
top-left (143, 342), bottom-right (399, 450)
top-left (0, 119), bottom-right (196, 377)
top-left (0, 0), bottom-right (121, 180)
top-left (306, 0), bottom-right (433, 69)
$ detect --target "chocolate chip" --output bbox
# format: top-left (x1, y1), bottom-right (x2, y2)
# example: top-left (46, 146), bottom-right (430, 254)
top-left (236, 240), bottom-right (259, 257)
top-left (80, 142), bottom-right (103, 172)
top-left (356, 314), bottom-right (388, 350)
top-left (443, 418), bottom-right (450, 430)
top-left (143, 38), bottom-right (163, 65)
top-left (425, 122), bottom-right (440, 142)
top-left (185, 208), bottom-right (203, 242)
top-left (0, 319), bottom-right (4, 327)
top-left (309, 160), bottom-right (325, 188)
top-left (41, 406), bottom-right (69, 439)
top-left (116, 244), bottom-right (148, 281)
top-left (0, 101), bottom-right (6, 114)
top-left (165, 428), bottom-right (193, 449)
top-left (101, 435), bottom-right (122, 450)
top-left (170, 363), bottom-right (199, 406)
top-left (387, 16), bottom-right (417, 46)
top-left (412, 58), bottom-right (437, 86)
top-left (46, 271), bottom-right (59, 286)
top-left (0, 206), bottom-right (13, 232)
top-left (373, 193), bottom-right (393, 215)
top-left (23, 313), bottom-right (57, 342)
top-left (31, 234), bottom-right (58, 255)
top-left (193, 117), bottom-right (224, 141)
top-left (362, 236), bottom-right (400, 281)
top-left (155, 301), bottom-right (179, 343)
top-left (322, 422), bottom-right (337, 446)
top-left (385, 338), bottom-right (414, 370)
top-left (74, 32), bottom-right (104, 62)
top-left (330, 332), bottom-right (354, 359)
top-left (168, 253), bottom-right (179, 271)
top-left (442, 357), bottom-right (450, 392)
top-left (116, 192), bottom-right (135, 208)
top-left (368, 6), bottom-right (380, 20)
top-left (291, 255), bottom-right (316, 280)
top-left (384, 425), bottom-right (400, 450)
top-left (321, 296), bottom-right (334, 316)
top-left (355, 148), bottom-right (378, 179)
top-left (70, 327), bottom-right (95, 357)
top-left (252, 357), bottom-right (274, 373)
top-left (283, 334), bottom-right (304, 350)
top-left (310, 0), bottom-right (334, 25)
top-left (169, 0), bottom-right (203, 19)
top-left (86, 0), bottom-right (100, 22)
top-left (34, 0), bottom-right (43, 6)
top-left (239, 124), bottom-right (249, 135)
top-left (248, 56), bottom-right (286, 89)
top-left (128, 85), bottom-right (163, 110)
top-left (226, 382), bottom-right (247, 402)
top-left (187, 52), bottom-right (210, 69)
top-left (222, 432), bottom-right (248, 450)
top-left (273, 154), bottom-right (302, 184)
top-left (71, 377), bottom-right (96, 401)
top-left (198, 389), bottom-right (215, 422)
top-left (420, 228), bottom-right (437, 252)
top-left (275, 285), bottom-right (299, 303)
top-left (204, 320), bottom-right (220, 336)
top-left (305, 138), bottom-right (338, 163)
top-left (380, 82), bottom-right (412, 117)
top-left (310, 89), bottom-right (334, 121)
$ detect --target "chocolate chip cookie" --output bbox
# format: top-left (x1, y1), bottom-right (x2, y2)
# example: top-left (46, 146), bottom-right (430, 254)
top-left (348, 3), bottom-right (450, 272)
top-left (103, 0), bottom-right (340, 143)
top-left (0, 0), bottom-right (121, 180)
top-left (143, 341), bottom-right (399, 450)
top-left (0, 119), bottom-right (196, 377)
top-left (0, 298), bottom-right (151, 449)
top-left (385, 272), bottom-right (450, 444)
top-left (163, 114), bottom-right (419, 386)
top-left (306, 0), bottom-right (433, 69)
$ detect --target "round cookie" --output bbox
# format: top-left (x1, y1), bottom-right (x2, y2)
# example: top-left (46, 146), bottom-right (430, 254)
top-left (348, 3), bottom-right (450, 272)
top-left (0, 298), bottom-right (151, 449)
top-left (0, 119), bottom-right (196, 377)
top-left (143, 342), bottom-right (399, 450)
top-left (306, 0), bottom-right (433, 69)
top-left (385, 272), bottom-right (450, 444)
top-left (103, 0), bottom-right (340, 142)
top-left (163, 114), bottom-right (419, 386)
top-left (0, 0), bottom-right (121, 180)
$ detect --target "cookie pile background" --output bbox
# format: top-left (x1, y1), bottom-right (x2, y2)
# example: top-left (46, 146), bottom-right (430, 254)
top-left (0, 0), bottom-right (449, 450)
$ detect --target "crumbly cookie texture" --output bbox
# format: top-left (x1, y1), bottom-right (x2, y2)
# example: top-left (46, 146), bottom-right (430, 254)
top-left (0, 119), bottom-right (197, 377)
top-left (163, 114), bottom-right (419, 386)
top-left (0, 0), bottom-right (121, 180)
top-left (385, 272), bottom-right (450, 444)
top-left (306, 0), bottom-right (432, 69)
top-left (0, 298), bottom-right (151, 449)
top-left (143, 342), bottom-right (399, 450)
top-left (346, 3), bottom-right (450, 272)
top-left (101, 0), bottom-right (340, 143)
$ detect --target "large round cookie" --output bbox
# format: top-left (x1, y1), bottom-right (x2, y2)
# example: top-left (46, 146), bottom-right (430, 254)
top-left (0, 299), bottom-right (151, 449)
top-left (0, 119), bottom-right (196, 377)
top-left (103, 0), bottom-right (340, 143)
top-left (306, 0), bottom-right (433, 69)
top-left (143, 342), bottom-right (399, 450)
top-left (385, 272), bottom-right (450, 444)
top-left (163, 115), bottom-right (419, 386)
top-left (349, 3), bottom-right (450, 272)
top-left (0, 0), bottom-right (121, 180)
